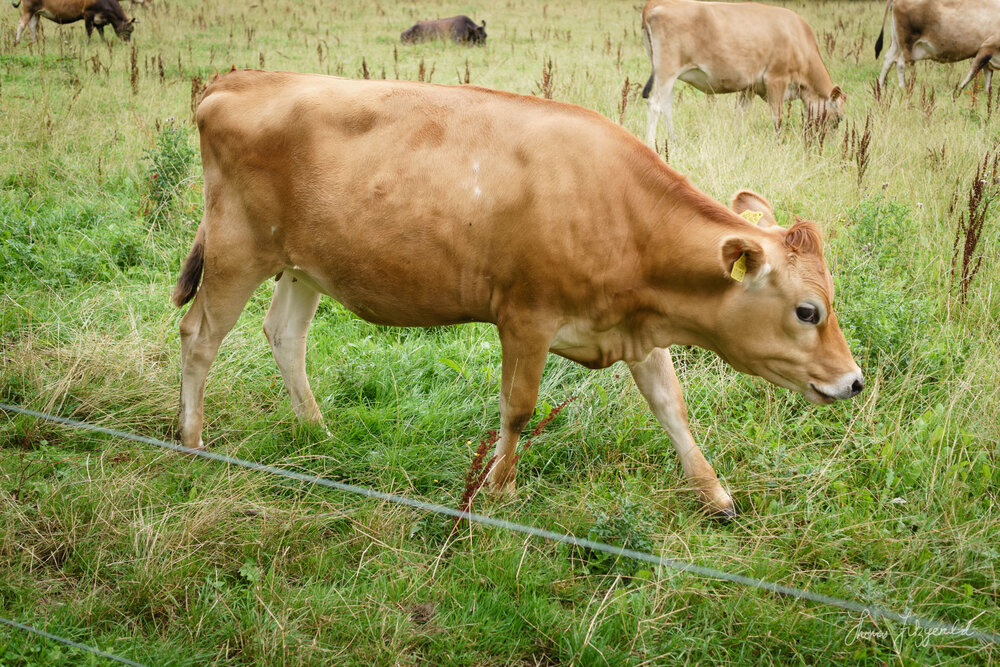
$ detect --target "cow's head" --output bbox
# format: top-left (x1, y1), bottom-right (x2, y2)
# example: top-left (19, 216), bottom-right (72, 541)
top-left (473, 19), bottom-right (487, 44)
top-left (710, 190), bottom-right (862, 404)
top-left (115, 17), bottom-right (136, 42)
top-left (821, 86), bottom-right (847, 126)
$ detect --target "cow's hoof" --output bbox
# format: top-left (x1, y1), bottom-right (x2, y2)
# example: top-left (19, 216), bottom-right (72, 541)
top-left (490, 481), bottom-right (516, 497)
top-left (702, 492), bottom-right (736, 520)
top-left (176, 435), bottom-right (205, 451)
top-left (487, 475), bottom-right (516, 496)
top-left (709, 505), bottom-right (738, 521)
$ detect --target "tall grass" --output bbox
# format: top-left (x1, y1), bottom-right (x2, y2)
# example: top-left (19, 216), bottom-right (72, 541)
top-left (1, 0), bottom-right (998, 664)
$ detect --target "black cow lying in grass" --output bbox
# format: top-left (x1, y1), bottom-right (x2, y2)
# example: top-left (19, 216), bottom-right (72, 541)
top-left (401, 15), bottom-right (486, 45)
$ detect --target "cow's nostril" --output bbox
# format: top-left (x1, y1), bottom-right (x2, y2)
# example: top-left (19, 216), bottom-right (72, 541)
top-left (850, 378), bottom-right (864, 396)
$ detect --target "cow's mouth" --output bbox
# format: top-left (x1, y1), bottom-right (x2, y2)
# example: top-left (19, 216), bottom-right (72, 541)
top-left (808, 383), bottom-right (837, 405)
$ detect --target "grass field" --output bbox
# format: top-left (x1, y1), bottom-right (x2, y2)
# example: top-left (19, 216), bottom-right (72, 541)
top-left (1, 0), bottom-right (999, 664)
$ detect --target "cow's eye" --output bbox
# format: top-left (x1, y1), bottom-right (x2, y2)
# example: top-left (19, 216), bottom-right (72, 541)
top-left (796, 304), bottom-right (820, 325)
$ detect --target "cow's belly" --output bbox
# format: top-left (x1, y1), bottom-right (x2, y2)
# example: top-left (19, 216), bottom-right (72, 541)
top-left (282, 262), bottom-right (492, 328)
top-left (911, 38), bottom-right (975, 63)
top-left (38, 9), bottom-right (81, 24)
top-left (679, 66), bottom-right (749, 95)
top-left (911, 39), bottom-right (945, 61)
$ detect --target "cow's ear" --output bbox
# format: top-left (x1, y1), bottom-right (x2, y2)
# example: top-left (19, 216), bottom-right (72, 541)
top-left (730, 190), bottom-right (778, 228)
top-left (481, 20), bottom-right (486, 27)
top-left (721, 237), bottom-right (767, 285)
top-left (831, 86), bottom-right (846, 102)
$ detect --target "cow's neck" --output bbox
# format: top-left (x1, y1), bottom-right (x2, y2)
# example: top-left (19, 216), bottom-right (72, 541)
top-left (801, 60), bottom-right (837, 104)
top-left (625, 163), bottom-right (768, 356)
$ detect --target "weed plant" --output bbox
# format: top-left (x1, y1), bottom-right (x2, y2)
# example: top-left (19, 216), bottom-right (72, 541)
top-left (143, 119), bottom-right (197, 227)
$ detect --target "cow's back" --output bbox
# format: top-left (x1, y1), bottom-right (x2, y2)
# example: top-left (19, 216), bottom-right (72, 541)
top-left (643, 0), bottom-right (823, 88)
top-left (197, 71), bottom-right (650, 326)
top-left (893, 0), bottom-right (1000, 61)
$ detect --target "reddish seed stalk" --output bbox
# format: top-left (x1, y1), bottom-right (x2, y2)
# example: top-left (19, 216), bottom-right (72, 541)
top-left (455, 396), bottom-right (577, 522)
top-left (455, 431), bottom-right (498, 522)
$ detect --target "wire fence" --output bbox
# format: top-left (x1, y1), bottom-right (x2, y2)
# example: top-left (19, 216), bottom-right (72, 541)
top-left (1, 401), bottom-right (998, 657)
top-left (0, 615), bottom-right (148, 666)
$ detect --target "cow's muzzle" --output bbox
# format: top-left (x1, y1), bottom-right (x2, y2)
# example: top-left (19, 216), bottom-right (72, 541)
top-left (808, 371), bottom-right (864, 404)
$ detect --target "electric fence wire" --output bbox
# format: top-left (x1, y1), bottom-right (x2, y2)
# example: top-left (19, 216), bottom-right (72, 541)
top-left (0, 615), bottom-right (148, 667)
top-left (2, 402), bottom-right (998, 648)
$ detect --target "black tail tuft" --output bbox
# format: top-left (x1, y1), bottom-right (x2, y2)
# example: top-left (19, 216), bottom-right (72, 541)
top-left (875, 29), bottom-right (884, 58)
top-left (642, 73), bottom-right (654, 99)
top-left (172, 228), bottom-right (205, 307)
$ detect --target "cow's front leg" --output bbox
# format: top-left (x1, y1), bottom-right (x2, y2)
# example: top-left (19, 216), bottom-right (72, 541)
top-left (736, 88), bottom-right (755, 111)
top-left (765, 77), bottom-right (788, 130)
top-left (957, 46), bottom-right (997, 95)
top-left (487, 320), bottom-right (552, 493)
top-left (14, 13), bottom-right (29, 44)
top-left (628, 347), bottom-right (735, 517)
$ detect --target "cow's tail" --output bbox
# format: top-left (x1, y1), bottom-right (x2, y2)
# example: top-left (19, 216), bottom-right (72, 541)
top-left (874, 0), bottom-right (893, 58)
top-left (172, 225), bottom-right (205, 307)
top-left (641, 18), bottom-right (655, 99)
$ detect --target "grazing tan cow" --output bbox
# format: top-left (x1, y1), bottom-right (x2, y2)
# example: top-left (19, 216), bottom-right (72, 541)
top-left (876, 0), bottom-right (1000, 96)
top-left (174, 70), bottom-right (863, 516)
top-left (641, 0), bottom-right (846, 144)
top-left (13, 0), bottom-right (135, 44)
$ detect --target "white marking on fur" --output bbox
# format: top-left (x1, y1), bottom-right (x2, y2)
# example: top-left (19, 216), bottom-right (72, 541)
top-left (470, 161), bottom-right (483, 198)
top-left (744, 262), bottom-right (772, 290)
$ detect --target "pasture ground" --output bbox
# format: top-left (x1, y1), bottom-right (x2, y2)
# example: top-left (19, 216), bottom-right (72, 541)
top-left (1, 0), bottom-right (998, 664)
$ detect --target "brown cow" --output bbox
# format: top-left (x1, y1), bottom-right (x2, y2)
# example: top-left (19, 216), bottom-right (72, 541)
top-left (13, 0), bottom-right (135, 44)
top-left (876, 0), bottom-right (1000, 96)
top-left (401, 15), bottom-right (486, 45)
top-left (173, 70), bottom-right (863, 516)
top-left (641, 0), bottom-right (845, 144)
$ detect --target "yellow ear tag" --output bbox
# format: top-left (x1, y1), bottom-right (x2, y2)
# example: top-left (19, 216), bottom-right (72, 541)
top-left (739, 210), bottom-right (764, 225)
top-left (731, 252), bottom-right (747, 282)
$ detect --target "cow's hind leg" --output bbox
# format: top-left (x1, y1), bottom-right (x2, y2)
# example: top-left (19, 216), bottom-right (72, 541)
top-left (895, 54), bottom-right (910, 89)
top-left (486, 318), bottom-right (553, 493)
top-left (263, 270), bottom-right (324, 427)
top-left (645, 76), bottom-right (676, 147)
top-left (178, 245), bottom-right (275, 450)
top-left (628, 348), bottom-right (734, 517)
top-left (877, 38), bottom-right (901, 88)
